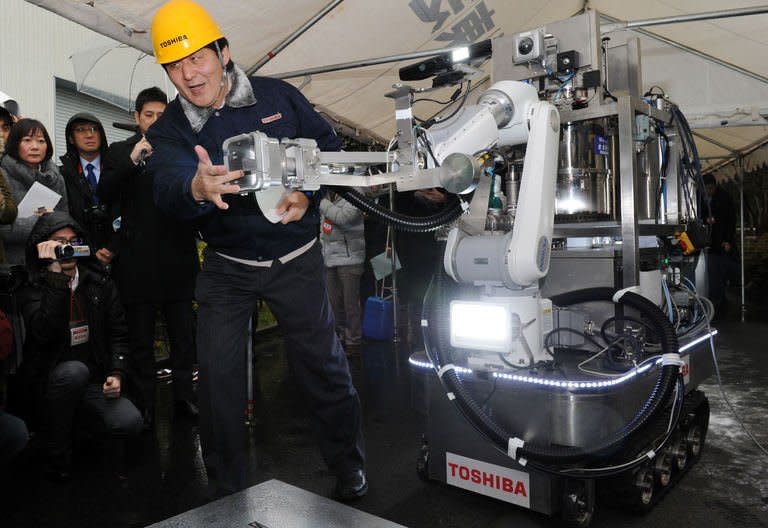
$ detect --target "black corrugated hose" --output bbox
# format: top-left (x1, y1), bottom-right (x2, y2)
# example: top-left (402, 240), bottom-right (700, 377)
top-left (339, 188), bottom-right (464, 233)
top-left (422, 262), bottom-right (512, 448)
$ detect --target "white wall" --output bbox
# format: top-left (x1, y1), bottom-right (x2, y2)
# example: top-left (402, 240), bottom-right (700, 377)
top-left (0, 0), bottom-right (123, 135)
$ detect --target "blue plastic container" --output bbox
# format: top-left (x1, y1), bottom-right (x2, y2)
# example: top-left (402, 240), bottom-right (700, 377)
top-left (362, 296), bottom-right (394, 340)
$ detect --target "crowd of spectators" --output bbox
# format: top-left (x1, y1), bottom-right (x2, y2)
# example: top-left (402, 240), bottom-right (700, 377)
top-left (0, 87), bottom-right (199, 487)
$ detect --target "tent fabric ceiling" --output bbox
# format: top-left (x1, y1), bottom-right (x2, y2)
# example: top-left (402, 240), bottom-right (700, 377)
top-left (26, 0), bottom-right (768, 179)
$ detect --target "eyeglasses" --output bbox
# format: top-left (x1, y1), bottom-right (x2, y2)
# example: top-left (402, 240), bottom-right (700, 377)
top-left (51, 237), bottom-right (83, 245)
top-left (73, 125), bottom-right (98, 134)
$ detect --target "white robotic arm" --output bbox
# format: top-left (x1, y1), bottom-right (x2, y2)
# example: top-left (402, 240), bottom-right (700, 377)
top-left (506, 99), bottom-right (560, 285)
top-left (426, 81), bottom-right (540, 164)
top-left (436, 81), bottom-right (560, 369)
top-left (441, 82), bottom-right (560, 289)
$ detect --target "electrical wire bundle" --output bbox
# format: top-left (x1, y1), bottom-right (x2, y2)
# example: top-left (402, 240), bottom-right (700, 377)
top-left (661, 276), bottom-right (714, 337)
top-left (339, 83), bottom-right (482, 233)
top-left (643, 88), bottom-right (705, 224)
top-left (669, 102), bottom-right (708, 220)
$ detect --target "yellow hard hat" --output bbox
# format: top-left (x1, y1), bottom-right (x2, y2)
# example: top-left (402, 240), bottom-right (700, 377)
top-left (151, 0), bottom-right (224, 65)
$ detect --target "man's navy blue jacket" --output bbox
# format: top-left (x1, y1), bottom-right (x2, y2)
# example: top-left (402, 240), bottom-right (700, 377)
top-left (148, 75), bottom-right (341, 261)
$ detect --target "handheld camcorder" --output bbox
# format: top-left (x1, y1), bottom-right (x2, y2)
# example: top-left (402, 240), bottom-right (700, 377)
top-left (54, 244), bottom-right (91, 260)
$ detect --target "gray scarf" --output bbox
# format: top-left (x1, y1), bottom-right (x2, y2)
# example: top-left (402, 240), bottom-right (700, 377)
top-left (180, 64), bottom-right (257, 133)
top-left (0, 154), bottom-right (61, 191)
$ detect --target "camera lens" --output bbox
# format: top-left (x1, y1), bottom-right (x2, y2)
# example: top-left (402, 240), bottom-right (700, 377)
top-left (518, 37), bottom-right (534, 56)
top-left (55, 245), bottom-right (75, 259)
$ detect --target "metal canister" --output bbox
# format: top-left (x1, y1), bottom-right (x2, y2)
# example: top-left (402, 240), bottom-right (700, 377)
top-left (556, 118), bottom-right (615, 221)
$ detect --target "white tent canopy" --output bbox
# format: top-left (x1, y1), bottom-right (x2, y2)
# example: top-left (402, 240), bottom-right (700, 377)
top-left (26, 0), bottom-right (768, 179)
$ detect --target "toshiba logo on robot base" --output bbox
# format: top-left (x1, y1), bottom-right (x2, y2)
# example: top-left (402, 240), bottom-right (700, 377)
top-left (447, 462), bottom-right (528, 495)
top-left (445, 452), bottom-right (531, 508)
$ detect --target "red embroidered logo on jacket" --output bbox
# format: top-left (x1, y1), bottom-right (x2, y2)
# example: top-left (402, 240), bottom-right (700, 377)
top-left (261, 113), bottom-right (282, 124)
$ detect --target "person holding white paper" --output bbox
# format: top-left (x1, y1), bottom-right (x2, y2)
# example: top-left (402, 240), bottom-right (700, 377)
top-left (0, 119), bottom-right (68, 265)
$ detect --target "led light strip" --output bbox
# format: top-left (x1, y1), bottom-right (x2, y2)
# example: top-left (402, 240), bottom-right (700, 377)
top-left (492, 360), bottom-right (656, 390)
top-left (679, 329), bottom-right (718, 352)
top-left (408, 357), bottom-right (473, 374)
top-left (408, 330), bottom-right (717, 392)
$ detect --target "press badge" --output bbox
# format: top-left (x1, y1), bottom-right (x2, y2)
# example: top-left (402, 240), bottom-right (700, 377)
top-left (70, 322), bottom-right (90, 346)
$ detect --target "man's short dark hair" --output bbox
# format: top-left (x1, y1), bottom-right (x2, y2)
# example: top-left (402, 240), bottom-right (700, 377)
top-left (0, 107), bottom-right (12, 128)
top-left (703, 174), bottom-right (716, 186)
top-left (205, 38), bottom-right (234, 71)
top-left (5, 118), bottom-right (54, 164)
top-left (135, 87), bottom-right (168, 113)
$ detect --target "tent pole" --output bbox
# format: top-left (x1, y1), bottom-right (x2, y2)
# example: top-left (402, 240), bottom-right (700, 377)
top-left (692, 131), bottom-right (738, 155)
top-left (388, 185), bottom-right (400, 343)
top-left (738, 156), bottom-right (746, 322)
top-left (268, 43), bottom-right (479, 80)
top-left (246, 0), bottom-right (345, 75)
top-left (602, 6), bottom-right (768, 31)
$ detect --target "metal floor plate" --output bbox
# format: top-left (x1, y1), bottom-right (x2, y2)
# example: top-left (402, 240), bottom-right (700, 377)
top-left (147, 479), bottom-right (406, 528)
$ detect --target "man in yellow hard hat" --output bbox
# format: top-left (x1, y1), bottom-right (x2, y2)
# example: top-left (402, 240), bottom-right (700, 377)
top-left (147, 0), bottom-right (366, 499)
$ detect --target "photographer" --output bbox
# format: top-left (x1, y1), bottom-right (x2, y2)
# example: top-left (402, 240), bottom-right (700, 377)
top-left (16, 212), bottom-right (142, 480)
top-left (59, 113), bottom-right (116, 267)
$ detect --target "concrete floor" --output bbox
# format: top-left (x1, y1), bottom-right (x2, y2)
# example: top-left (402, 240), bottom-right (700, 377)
top-left (2, 309), bottom-right (767, 528)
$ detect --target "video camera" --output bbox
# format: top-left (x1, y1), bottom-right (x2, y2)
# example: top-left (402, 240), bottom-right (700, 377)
top-left (54, 243), bottom-right (91, 260)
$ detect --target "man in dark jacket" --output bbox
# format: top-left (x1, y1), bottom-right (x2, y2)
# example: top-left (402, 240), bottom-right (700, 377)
top-left (147, 0), bottom-right (366, 499)
top-left (100, 87), bottom-right (199, 428)
top-left (17, 212), bottom-right (142, 480)
top-left (59, 113), bottom-right (116, 267)
top-left (702, 173), bottom-right (737, 317)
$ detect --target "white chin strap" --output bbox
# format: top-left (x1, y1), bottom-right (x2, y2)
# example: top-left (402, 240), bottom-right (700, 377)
top-left (206, 40), bottom-right (227, 109)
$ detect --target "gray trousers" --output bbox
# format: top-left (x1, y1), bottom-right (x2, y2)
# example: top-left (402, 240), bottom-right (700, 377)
top-left (326, 263), bottom-right (364, 347)
top-left (196, 245), bottom-right (365, 494)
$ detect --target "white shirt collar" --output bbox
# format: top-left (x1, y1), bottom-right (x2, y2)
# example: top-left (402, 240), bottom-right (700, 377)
top-left (80, 155), bottom-right (101, 173)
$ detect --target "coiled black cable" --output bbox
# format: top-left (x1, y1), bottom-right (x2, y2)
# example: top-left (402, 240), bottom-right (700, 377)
top-left (339, 188), bottom-right (464, 233)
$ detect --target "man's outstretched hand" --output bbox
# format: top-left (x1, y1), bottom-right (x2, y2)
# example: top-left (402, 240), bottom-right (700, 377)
top-left (190, 145), bottom-right (243, 209)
